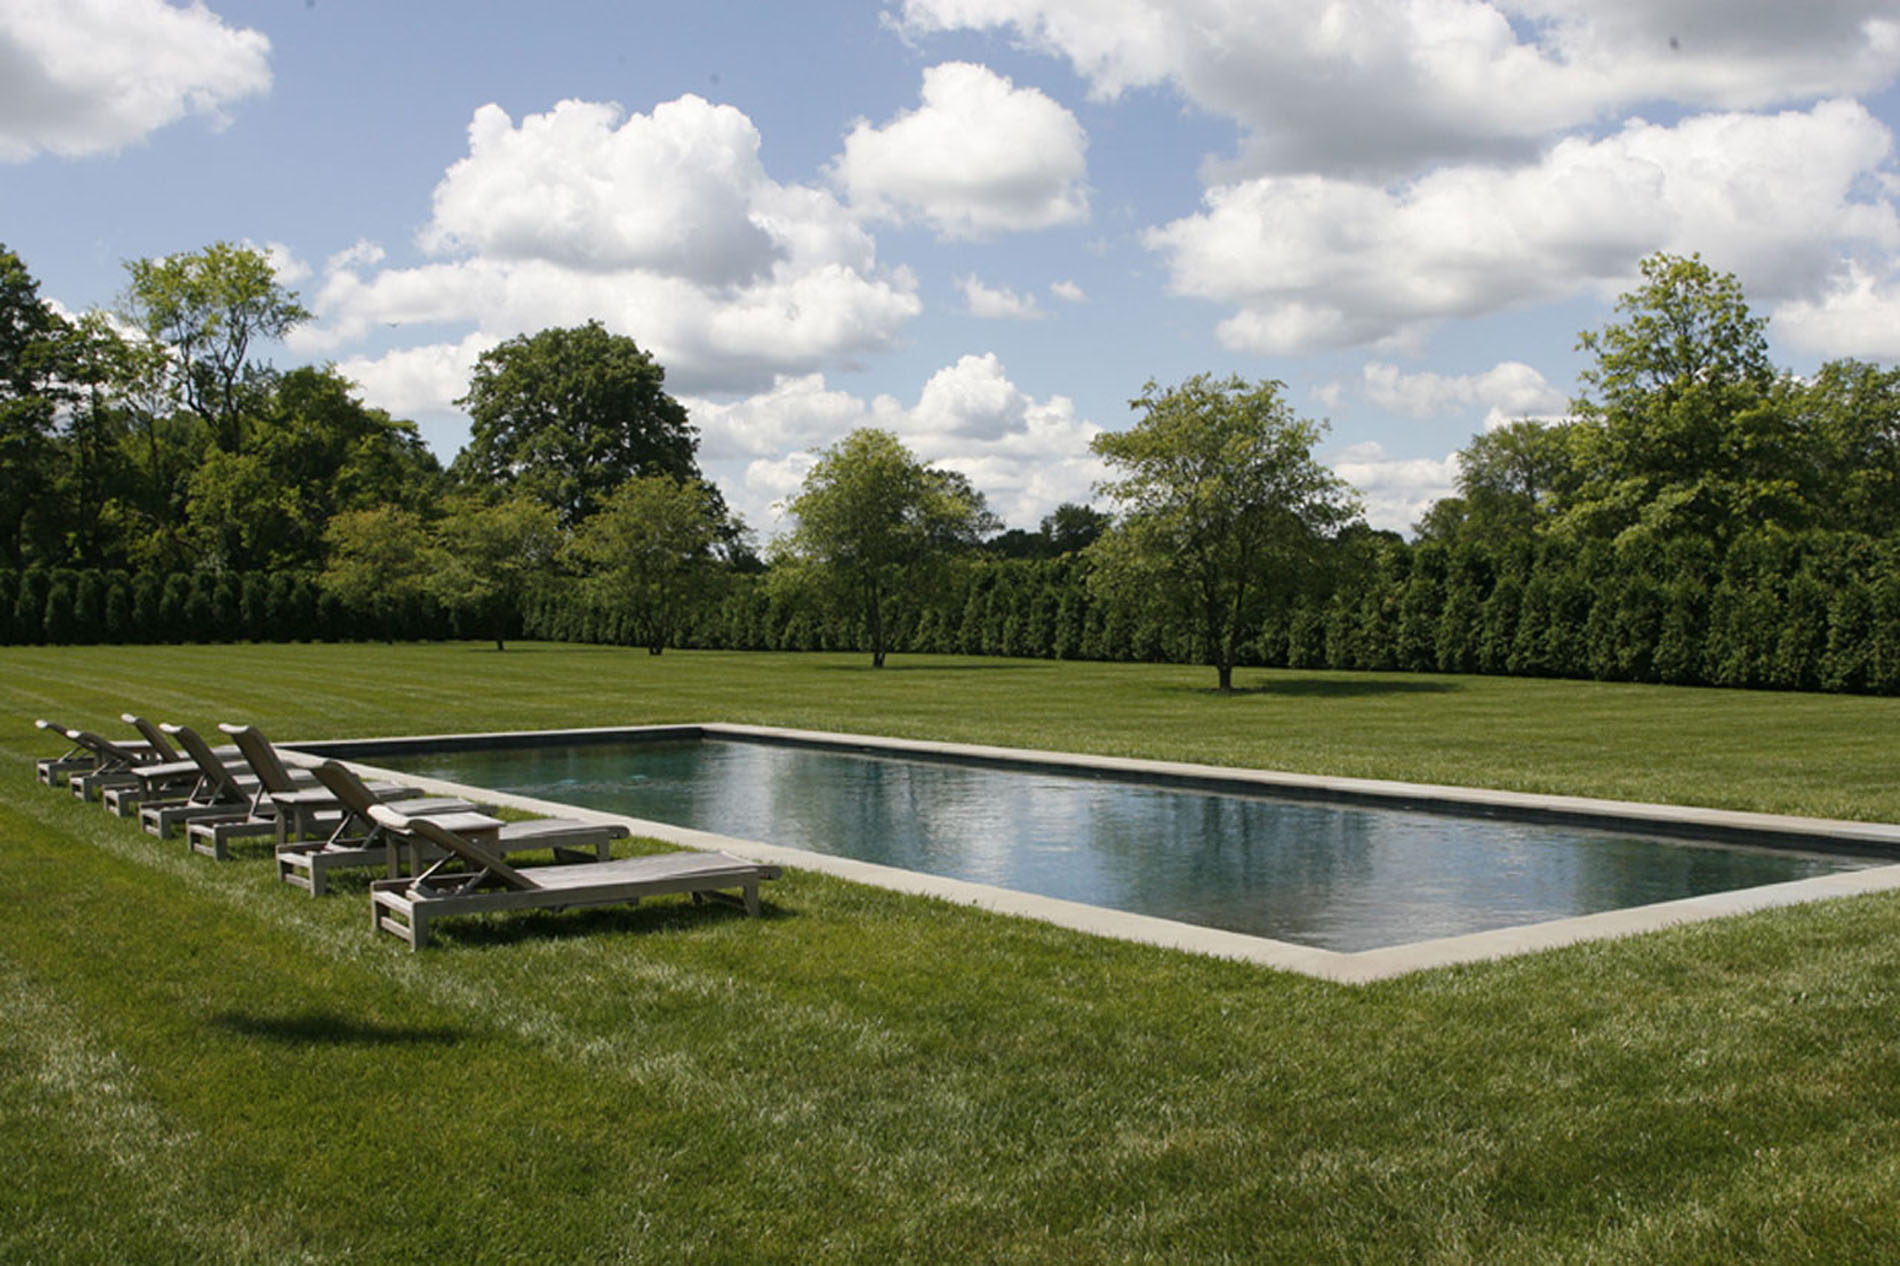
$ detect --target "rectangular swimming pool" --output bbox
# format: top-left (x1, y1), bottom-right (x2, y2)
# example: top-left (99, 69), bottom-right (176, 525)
top-left (355, 728), bottom-right (1883, 955)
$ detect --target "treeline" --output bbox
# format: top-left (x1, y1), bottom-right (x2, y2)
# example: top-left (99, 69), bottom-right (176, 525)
top-left (504, 523), bottom-right (1900, 695)
top-left (0, 567), bottom-right (501, 646)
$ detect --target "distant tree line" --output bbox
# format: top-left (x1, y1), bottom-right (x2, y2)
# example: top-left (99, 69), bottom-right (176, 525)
top-left (7, 237), bottom-right (1900, 695)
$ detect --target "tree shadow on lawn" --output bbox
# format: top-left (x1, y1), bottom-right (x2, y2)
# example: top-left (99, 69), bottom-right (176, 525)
top-left (1171, 677), bottom-right (1465, 699)
top-left (211, 1010), bottom-right (465, 1047)
top-left (432, 895), bottom-right (794, 950)
top-left (813, 662), bottom-right (1044, 673)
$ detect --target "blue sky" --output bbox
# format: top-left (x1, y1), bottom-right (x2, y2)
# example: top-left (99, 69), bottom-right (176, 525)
top-left (7, 0), bottom-right (1900, 536)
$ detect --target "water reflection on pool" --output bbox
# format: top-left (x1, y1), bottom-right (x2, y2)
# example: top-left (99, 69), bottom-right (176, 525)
top-left (376, 738), bottom-right (1871, 952)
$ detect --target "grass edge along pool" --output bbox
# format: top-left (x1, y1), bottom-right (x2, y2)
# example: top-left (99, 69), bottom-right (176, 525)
top-left (290, 723), bottom-right (1900, 984)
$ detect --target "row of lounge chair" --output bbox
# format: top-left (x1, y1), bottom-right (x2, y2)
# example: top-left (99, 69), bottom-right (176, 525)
top-left (34, 716), bottom-right (781, 948)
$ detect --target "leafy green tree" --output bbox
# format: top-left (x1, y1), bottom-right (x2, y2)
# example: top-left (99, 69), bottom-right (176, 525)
top-left (1087, 374), bottom-right (1359, 692)
top-left (453, 322), bottom-right (698, 526)
top-left (185, 367), bottom-right (441, 571)
top-left (1799, 359), bottom-right (1900, 535)
top-left (120, 242), bottom-right (308, 455)
top-left (1453, 420), bottom-right (1584, 538)
top-left (0, 245), bottom-right (67, 566)
top-left (778, 428), bottom-right (993, 668)
top-left (320, 506), bottom-right (434, 642)
top-left (426, 495), bottom-right (561, 651)
top-left (567, 475), bottom-right (727, 655)
top-left (1562, 253), bottom-right (1808, 543)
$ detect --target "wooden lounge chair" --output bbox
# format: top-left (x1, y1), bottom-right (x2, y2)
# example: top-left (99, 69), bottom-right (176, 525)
top-left (33, 719), bottom-right (153, 787)
top-left (97, 714), bottom-right (243, 817)
top-left (43, 723), bottom-right (167, 801)
top-left (275, 759), bottom-right (490, 896)
top-left (136, 723), bottom-right (302, 843)
top-left (215, 723), bottom-right (429, 847)
top-left (367, 802), bottom-right (778, 950)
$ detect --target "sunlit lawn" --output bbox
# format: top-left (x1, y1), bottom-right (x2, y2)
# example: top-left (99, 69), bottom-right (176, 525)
top-left (6, 642), bottom-right (1900, 1262)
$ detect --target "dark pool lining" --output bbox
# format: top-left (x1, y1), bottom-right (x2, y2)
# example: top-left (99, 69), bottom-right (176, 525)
top-left (285, 724), bottom-right (1900, 864)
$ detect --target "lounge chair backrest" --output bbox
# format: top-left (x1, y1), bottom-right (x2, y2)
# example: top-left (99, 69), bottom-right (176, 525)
top-left (63, 726), bottom-right (149, 768)
top-left (160, 723), bottom-right (245, 799)
top-left (219, 723), bottom-right (298, 793)
top-left (122, 714), bottom-right (182, 762)
top-left (310, 760), bottom-right (380, 817)
top-left (368, 804), bottom-right (536, 891)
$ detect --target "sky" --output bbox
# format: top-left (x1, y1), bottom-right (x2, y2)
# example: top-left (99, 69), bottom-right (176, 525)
top-left (6, 0), bottom-right (1900, 538)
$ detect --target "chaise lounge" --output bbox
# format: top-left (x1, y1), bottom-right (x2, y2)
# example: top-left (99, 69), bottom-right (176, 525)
top-left (366, 800), bottom-right (780, 950)
top-left (275, 759), bottom-right (494, 896)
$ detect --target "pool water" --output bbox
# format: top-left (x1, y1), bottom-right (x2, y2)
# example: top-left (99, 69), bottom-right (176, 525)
top-left (376, 738), bottom-right (1871, 952)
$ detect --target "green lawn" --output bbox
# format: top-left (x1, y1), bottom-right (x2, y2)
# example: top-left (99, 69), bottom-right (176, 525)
top-left (5, 642), bottom-right (1900, 1262)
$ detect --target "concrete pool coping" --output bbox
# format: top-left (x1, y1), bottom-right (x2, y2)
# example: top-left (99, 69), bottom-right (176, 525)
top-left (286, 722), bottom-right (1900, 985)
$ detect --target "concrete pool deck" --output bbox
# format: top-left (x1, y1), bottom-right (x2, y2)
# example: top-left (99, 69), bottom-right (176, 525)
top-left (287, 722), bottom-right (1900, 984)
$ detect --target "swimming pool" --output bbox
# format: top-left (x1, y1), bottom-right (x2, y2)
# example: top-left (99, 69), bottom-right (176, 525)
top-left (332, 724), bottom-right (1891, 959)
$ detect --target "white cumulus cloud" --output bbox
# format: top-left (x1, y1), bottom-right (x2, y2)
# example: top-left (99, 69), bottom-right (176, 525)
top-left (959, 275), bottom-right (1045, 319)
top-left (0, 0), bottom-right (270, 161)
top-left (898, 0), bottom-right (1900, 177)
top-left (700, 353), bottom-right (1106, 533)
top-left (1147, 100), bottom-right (1900, 353)
top-left (834, 61), bottom-right (1089, 238)
top-left (1328, 440), bottom-right (1462, 534)
top-left (294, 96), bottom-right (922, 401)
top-left (1362, 361), bottom-right (1568, 430)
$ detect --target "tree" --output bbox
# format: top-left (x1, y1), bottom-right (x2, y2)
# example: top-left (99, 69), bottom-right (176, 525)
top-left (567, 475), bottom-right (726, 654)
top-left (187, 366), bottom-right (443, 571)
top-left (1800, 359), bottom-right (1900, 536)
top-left (0, 244), bottom-right (67, 566)
top-left (778, 428), bottom-right (992, 668)
top-left (426, 495), bottom-right (561, 651)
top-left (1087, 374), bottom-right (1359, 692)
top-left (320, 506), bottom-right (433, 642)
top-left (453, 322), bottom-right (698, 526)
top-left (1452, 420), bottom-right (1584, 538)
top-left (121, 242), bottom-right (309, 455)
top-left (1561, 253), bottom-right (1806, 544)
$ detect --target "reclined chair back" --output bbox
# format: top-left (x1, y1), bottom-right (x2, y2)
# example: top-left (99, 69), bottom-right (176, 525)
top-left (309, 760), bottom-right (381, 818)
top-left (121, 714), bottom-right (184, 763)
top-left (59, 725), bottom-right (151, 771)
top-left (218, 723), bottom-right (300, 793)
top-left (160, 723), bottom-right (253, 806)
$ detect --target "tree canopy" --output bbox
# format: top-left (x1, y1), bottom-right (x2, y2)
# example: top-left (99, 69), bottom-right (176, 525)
top-left (453, 321), bottom-right (699, 527)
top-left (778, 428), bottom-right (994, 667)
top-left (1088, 374), bottom-right (1360, 691)
top-left (567, 475), bottom-right (727, 654)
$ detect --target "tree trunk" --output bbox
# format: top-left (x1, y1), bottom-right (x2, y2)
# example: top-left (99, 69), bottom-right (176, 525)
top-left (648, 643), bottom-right (664, 655)
top-left (1216, 661), bottom-right (1234, 692)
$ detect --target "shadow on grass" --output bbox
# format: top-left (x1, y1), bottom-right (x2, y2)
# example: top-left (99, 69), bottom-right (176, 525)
top-left (436, 896), bottom-right (792, 949)
top-left (212, 1010), bottom-right (465, 1046)
top-left (1173, 677), bottom-right (1465, 699)
top-left (813, 662), bottom-right (1043, 673)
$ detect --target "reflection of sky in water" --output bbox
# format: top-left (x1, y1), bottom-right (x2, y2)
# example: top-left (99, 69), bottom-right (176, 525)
top-left (380, 740), bottom-right (1873, 952)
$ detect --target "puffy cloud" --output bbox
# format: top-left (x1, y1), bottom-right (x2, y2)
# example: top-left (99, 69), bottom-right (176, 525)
top-left (334, 332), bottom-right (499, 420)
top-left (959, 275), bottom-right (1045, 319)
top-left (423, 97), bottom-right (781, 286)
top-left (1147, 100), bottom-right (1900, 353)
top-left (1773, 261), bottom-right (1900, 360)
top-left (0, 0), bottom-right (270, 161)
top-left (898, 0), bottom-right (1900, 176)
top-left (1049, 279), bottom-right (1087, 302)
top-left (697, 353), bottom-right (1106, 532)
top-left (1328, 440), bottom-right (1461, 534)
top-left (834, 61), bottom-right (1089, 238)
top-left (295, 96), bottom-right (922, 397)
top-left (1361, 360), bottom-right (1567, 430)
top-left (258, 241), bottom-right (310, 286)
